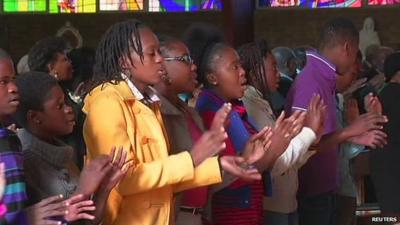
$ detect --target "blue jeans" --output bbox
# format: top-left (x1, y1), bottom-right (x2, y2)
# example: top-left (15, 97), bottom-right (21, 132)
top-left (263, 211), bottom-right (299, 225)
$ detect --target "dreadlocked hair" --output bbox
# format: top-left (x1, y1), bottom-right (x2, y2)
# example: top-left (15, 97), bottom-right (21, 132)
top-left (237, 39), bottom-right (271, 100)
top-left (91, 19), bottom-right (147, 91)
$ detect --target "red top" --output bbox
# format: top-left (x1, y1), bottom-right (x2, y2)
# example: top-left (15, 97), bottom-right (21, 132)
top-left (180, 115), bottom-right (209, 207)
top-left (201, 104), bottom-right (264, 225)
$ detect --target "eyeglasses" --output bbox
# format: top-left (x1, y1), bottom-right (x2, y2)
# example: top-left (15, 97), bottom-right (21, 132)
top-left (164, 55), bottom-right (194, 65)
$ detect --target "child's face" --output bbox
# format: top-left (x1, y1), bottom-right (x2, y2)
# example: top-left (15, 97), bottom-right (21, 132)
top-left (163, 41), bottom-right (198, 94)
top-left (0, 58), bottom-right (19, 119)
top-left (126, 28), bottom-right (166, 87)
top-left (264, 53), bottom-right (280, 92)
top-left (211, 47), bottom-right (247, 101)
top-left (32, 85), bottom-right (75, 137)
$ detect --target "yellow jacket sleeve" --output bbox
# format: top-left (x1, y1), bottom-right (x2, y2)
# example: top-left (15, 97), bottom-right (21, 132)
top-left (83, 94), bottom-right (196, 196)
top-left (173, 156), bottom-right (222, 193)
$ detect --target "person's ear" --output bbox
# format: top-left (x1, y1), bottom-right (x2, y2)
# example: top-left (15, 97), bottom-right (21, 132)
top-left (27, 110), bottom-right (43, 126)
top-left (206, 73), bottom-right (218, 86)
top-left (343, 41), bottom-right (353, 57)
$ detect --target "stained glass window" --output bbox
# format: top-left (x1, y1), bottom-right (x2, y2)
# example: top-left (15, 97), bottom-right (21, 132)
top-left (3, 0), bottom-right (46, 12)
top-left (99, 0), bottom-right (143, 11)
top-left (49, 0), bottom-right (96, 13)
top-left (368, 0), bottom-right (400, 5)
top-left (259, 0), bottom-right (361, 7)
top-left (149, 0), bottom-right (222, 12)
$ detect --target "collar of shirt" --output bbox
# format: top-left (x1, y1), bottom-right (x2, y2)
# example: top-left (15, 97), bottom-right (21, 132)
top-left (280, 72), bottom-right (294, 82)
top-left (121, 73), bottom-right (160, 103)
top-left (306, 51), bottom-right (337, 77)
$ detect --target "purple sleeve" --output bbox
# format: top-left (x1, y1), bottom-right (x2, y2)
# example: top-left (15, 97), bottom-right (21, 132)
top-left (288, 76), bottom-right (320, 114)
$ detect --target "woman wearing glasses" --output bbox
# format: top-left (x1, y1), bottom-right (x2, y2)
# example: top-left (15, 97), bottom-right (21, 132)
top-left (154, 35), bottom-right (270, 225)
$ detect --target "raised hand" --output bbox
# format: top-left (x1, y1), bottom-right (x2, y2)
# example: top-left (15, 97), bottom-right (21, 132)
top-left (219, 156), bottom-right (262, 182)
top-left (364, 93), bottom-right (383, 115)
top-left (269, 111), bottom-right (299, 157)
top-left (190, 103), bottom-right (232, 167)
top-left (305, 94), bottom-right (326, 133)
top-left (349, 130), bottom-right (387, 149)
top-left (345, 98), bottom-right (360, 124)
top-left (190, 130), bottom-right (228, 167)
top-left (100, 147), bottom-right (133, 192)
top-left (344, 112), bottom-right (388, 138)
top-left (64, 194), bottom-right (96, 222)
top-left (75, 154), bottom-right (113, 197)
top-left (26, 195), bottom-right (67, 225)
top-left (241, 126), bottom-right (273, 164)
top-left (288, 110), bottom-right (307, 138)
top-left (210, 103), bottom-right (232, 131)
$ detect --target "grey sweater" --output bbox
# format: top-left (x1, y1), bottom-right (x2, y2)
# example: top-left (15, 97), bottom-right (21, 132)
top-left (17, 129), bottom-right (80, 206)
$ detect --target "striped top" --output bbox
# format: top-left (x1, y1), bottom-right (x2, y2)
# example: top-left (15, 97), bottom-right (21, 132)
top-left (196, 90), bottom-right (265, 225)
top-left (0, 128), bottom-right (29, 225)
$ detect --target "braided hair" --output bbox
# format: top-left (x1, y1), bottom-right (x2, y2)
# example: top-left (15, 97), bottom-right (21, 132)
top-left (91, 19), bottom-right (147, 90)
top-left (237, 39), bottom-right (271, 99)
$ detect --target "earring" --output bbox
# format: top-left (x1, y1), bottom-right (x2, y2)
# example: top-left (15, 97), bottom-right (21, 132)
top-left (52, 71), bottom-right (59, 80)
top-left (35, 120), bottom-right (41, 124)
top-left (212, 82), bottom-right (218, 86)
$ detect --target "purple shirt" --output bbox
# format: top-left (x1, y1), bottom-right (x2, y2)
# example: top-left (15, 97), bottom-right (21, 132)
top-left (285, 51), bottom-right (338, 197)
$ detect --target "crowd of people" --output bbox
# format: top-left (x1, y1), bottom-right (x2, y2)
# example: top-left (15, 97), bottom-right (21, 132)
top-left (0, 16), bottom-right (398, 225)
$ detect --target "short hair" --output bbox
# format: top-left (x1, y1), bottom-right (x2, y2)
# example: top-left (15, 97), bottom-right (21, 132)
top-left (271, 47), bottom-right (296, 74)
top-left (28, 37), bottom-right (67, 72)
top-left (183, 23), bottom-right (227, 87)
top-left (238, 39), bottom-right (271, 99)
top-left (319, 17), bottom-right (359, 50)
top-left (0, 48), bottom-right (11, 60)
top-left (91, 19), bottom-right (147, 91)
top-left (183, 23), bottom-right (224, 70)
top-left (158, 35), bottom-right (182, 56)
top-left (14, 71), bottom-right (59, 129)
top-left (384, 52), bottom-right (400, 81)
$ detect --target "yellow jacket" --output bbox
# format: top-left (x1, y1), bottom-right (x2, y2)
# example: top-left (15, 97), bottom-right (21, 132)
top-left (82, 81), bottom-right (222, 225)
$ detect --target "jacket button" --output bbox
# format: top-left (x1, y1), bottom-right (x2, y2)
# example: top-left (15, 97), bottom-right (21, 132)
top-left (141, 137), bottom-right (150, 145)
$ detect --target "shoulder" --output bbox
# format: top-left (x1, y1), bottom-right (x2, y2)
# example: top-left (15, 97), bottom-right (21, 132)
top-left (83, 82), bottom-right (134, 114)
